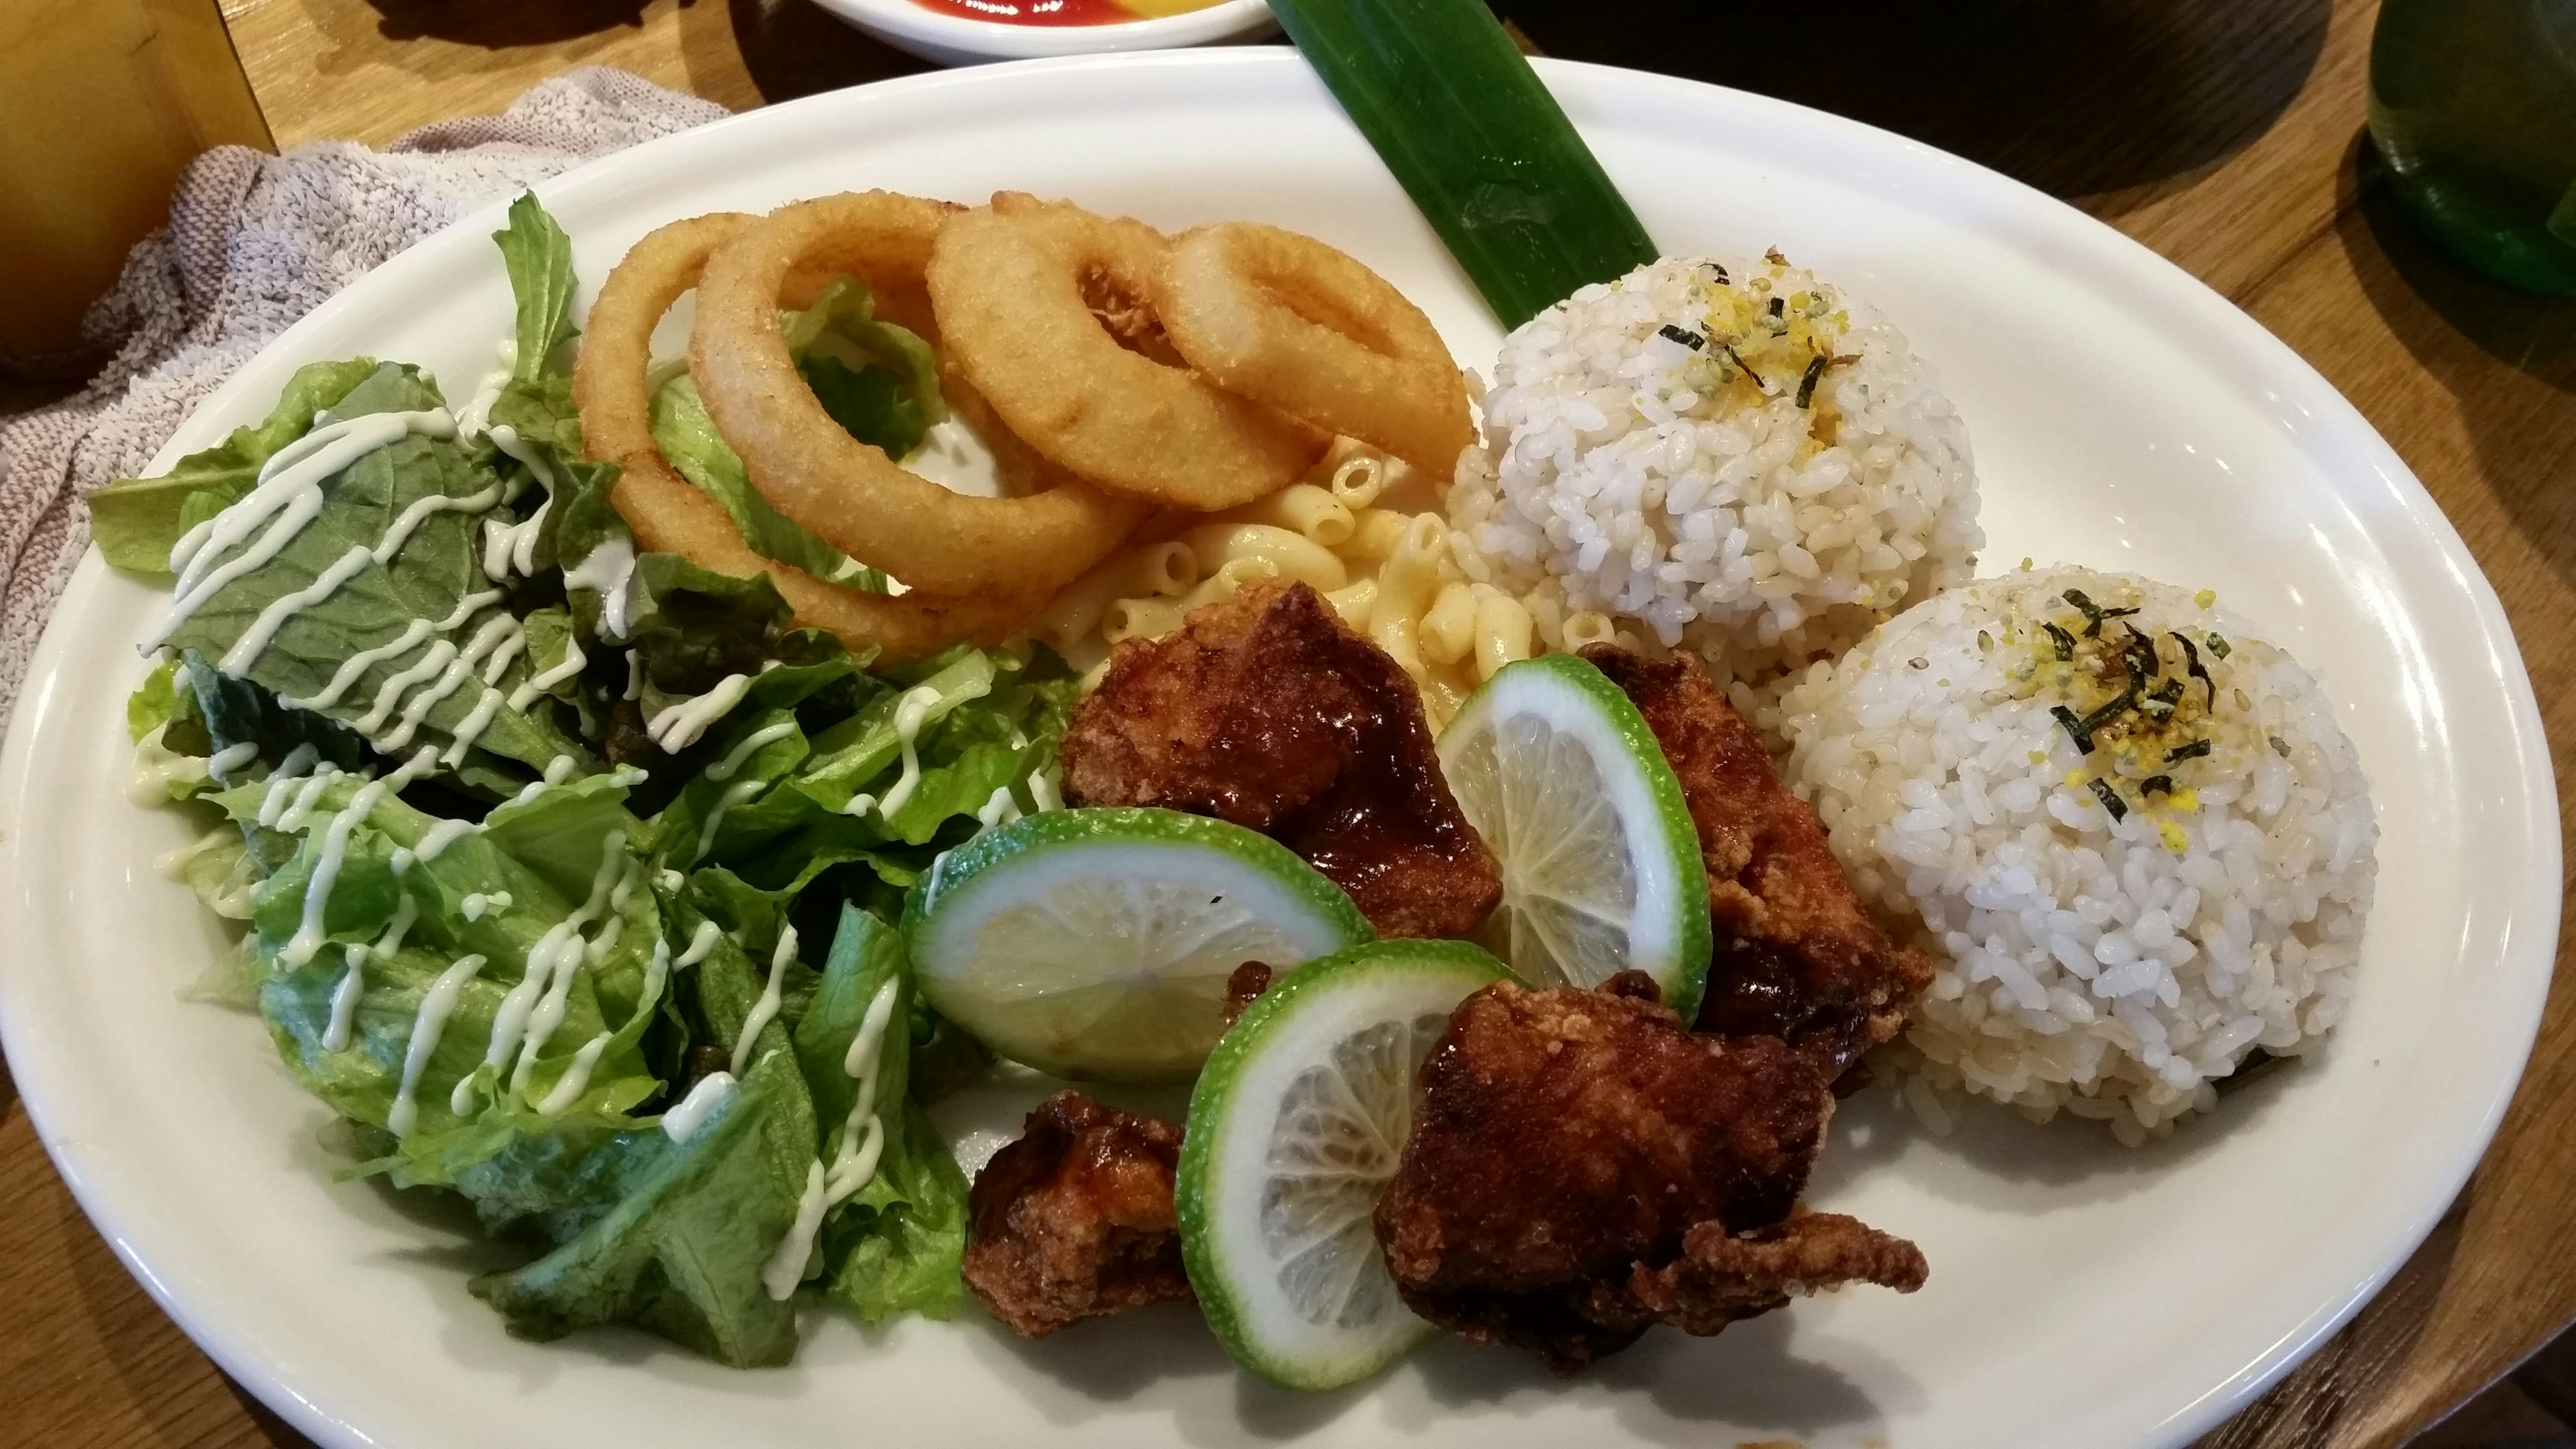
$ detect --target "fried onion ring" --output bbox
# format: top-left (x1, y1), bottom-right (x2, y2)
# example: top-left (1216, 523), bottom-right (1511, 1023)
top-left (1154, 222), bottom-right (1472, 480)
top-left (690, 191), bottom-right (1144, 598)
top-left (575, 212), bottom-right (1038, 661)
top-left (928, 193), bottom-right (1326, 512)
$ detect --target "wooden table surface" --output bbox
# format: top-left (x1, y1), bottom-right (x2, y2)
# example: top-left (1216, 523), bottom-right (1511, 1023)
top-left (5, 0), bottom-right (2571, 1444)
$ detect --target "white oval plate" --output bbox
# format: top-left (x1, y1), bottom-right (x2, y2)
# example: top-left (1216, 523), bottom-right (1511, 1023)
top-left (0, 50), bottom-right (2555, 1449)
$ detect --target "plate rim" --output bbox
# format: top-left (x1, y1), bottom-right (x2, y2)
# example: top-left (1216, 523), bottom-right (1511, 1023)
top-left (0, 48), bottom-right (2555, 1449)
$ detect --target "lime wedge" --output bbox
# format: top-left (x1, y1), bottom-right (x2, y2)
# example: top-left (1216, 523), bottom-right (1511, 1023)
top-left (1178, 938), bottom-right (1509, 1389)
top-left (1437, 653), bottom-right (1711, 1020)
top-left (904, 808), bottom-right (1373, 1082)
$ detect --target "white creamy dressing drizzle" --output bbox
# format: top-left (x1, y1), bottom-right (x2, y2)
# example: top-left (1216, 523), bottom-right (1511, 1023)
top-left (688, 718), bottom-right (800, 859)
top-left (274, 766), bottom-right (345, 833)
top-left (127, 728), bottom-right (211, 804)
top-left (507, 753), bottom-right (580, 808)
top-left (478, 492), bottom-right (555, 584)
top-left (763, 977), bottom-right (903, 1301)
top-left (356, 642), bottom-right (458, 734)
top-left (730, 924), bottom-right (798, 1077)
top-left (839, 684), bottom-right (946, 821)
top-left (533, 1032), bottom-right (614, 1115)
top-left (282, 747), bottom-right (439, 967)
top-left (375, 614), bottom-right (524, 751)
top-left (660, 1071), bottom-right (735, 1143)
top-left (623, 649), bottom-right (643, 701)
top-left (708, 720), bottom-right (798, 783)
top-left (824, 979), bottom-right (901, 1203)
top-left (763, 1163), bottom-right (832, 1301)
top-left (507, 853), bottom-right (636, 1096)
top-left (284, 590), bottom-right (500, 711)
top-left (695, 780), bottom-right (763, 861)
top-left (148, 409), bottom-right (458, 654)
top-left (450, 339), bottom-right (516, 438)
top-left (534, 933), bottom-right (669, 1116)
top-left (465, 830), bottom-right (628, 1113)
top-left (486, 424), bottom-right (557, 492)
top-left (562, 537), bottom-right (637, 641)
top-left (254, 745), bottom-right (323, 826)
top-left (323, 896), bottom-right (417, 1053)
top-left (388, 953), bottom-right (486, 1136)
top-left (441, 688), bottom-right (507, 767)
top-left (676, 919), bottom-right (724, 969)
top-left (506, 635), bottom-right (587, 711)
top-left (205, 741), bottom-right (260, 784)
top-left (461, 891), bottom-right (512, 922)
top-left (225, 476), bottom-right (513, 680)
top-left (415, 816), bottom-right (478, 862)
top-left (646, 673), bottom-right (757, 753)
top-left (974, 785), bottom-right (1023, 835)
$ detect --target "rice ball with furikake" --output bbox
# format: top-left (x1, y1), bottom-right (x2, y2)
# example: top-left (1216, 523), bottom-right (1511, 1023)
top-left (1774, 568), bottom-right (2378, 1144)
top-left (1447, 252), bottom-right (1982, 694)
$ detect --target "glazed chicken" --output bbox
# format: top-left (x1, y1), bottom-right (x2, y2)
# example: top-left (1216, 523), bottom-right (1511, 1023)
top-left (1582, 646), bottom-right (1934, 1078)
top-left (1061, 580), bottom-right (1502, 939)
top-left (1374, 973), bottom-right (1925, 1370)
top-left (962, 1091), bottom-right (1193, 1338)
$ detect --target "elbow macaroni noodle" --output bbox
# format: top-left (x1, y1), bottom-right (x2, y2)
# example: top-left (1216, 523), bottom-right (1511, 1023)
top-left (1053, 443), bottom-right (1576, 726)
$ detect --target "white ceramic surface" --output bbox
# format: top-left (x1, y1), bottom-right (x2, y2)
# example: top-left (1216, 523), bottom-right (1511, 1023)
top-left (812, 0), bottom-right (1273, 67)
top-left (0, 49), bottom-right (2555, 1449)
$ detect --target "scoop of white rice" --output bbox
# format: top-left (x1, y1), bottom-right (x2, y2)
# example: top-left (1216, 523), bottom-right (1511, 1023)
top-left (1774, 568), bottom-right (2377, 1143)
top-left (1448, 253), bottom-right (1983, 692)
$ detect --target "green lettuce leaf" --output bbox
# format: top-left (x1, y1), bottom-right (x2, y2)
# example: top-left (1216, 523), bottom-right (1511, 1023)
top-left (225, 767), bottom-right (661, 1139)
top-left (794, 904), bottom-right (967, 1322)
top-left (784, 276), bottom-right (945, 461)
top-left (649, 375), bottom-right (887, 593)
top-left (89, 359), bottom-right (383, 577)
top-left (154, 363), bottom-right (592, 784)
top-left (466, 1051), bottom-right (808, 1366)
top-left (486, 193), bottom-right (584, 456)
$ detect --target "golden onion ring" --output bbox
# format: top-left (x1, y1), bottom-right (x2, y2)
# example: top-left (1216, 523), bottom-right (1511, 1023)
top-left (690, 191), bottom-right (1142, 598)
top-left (574, 212), bottom-right (1038, 661)
top-left (1155, 221), bottom-right (1472, 480)
top-left (927, 193), bottom-right (1326, 512)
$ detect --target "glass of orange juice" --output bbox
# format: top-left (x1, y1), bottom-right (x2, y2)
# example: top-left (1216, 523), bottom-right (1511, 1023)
top-left (0, 0), bottom-right (272, 377)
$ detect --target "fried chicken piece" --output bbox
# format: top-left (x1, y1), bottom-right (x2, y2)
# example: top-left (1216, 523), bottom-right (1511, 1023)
top-left (1581, 646), bottom-right (1933, 1077)
top-left (1222, 961), bottom-right (1274, 1025)
top-left (1063, 581), bottom-right (1501, 938)
top-left (1625, 1213), bottom-right (1928, 1334)
top-left (1374, 975), bottom-right (1923, 1371)
top-left (963, 1091), bottom-right (1192, 1337)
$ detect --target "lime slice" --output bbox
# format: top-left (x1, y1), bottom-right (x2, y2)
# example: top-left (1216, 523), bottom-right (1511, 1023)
top-left (904, 808), bottom-right (1373, 1082)
top-left (1179, 938), bottom-right (1509, 1390)
top-left (1437, 653), bottom-right (1712, 1020)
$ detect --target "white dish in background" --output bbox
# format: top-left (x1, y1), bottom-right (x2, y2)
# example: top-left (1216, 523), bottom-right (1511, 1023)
top-left (0, 48), bottom-right (2555, 1449)
top-left (812, 0), bottom-right (1273, 66)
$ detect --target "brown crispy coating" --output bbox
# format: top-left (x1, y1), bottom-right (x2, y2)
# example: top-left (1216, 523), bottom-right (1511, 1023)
top-left (1222, 961), bottom-right (1275, 1026)
top-left (1581, 646), bottom-right (1933, 1076)
top-left (1625, 1213), bottom-right (1928, 1334)
top-left (962, 1091), bottom-right (1192, 1338)
top-left (1062, 581), bottom-right (1502, 938)
top-left (1373, 977), bottom-right (1921, 1370)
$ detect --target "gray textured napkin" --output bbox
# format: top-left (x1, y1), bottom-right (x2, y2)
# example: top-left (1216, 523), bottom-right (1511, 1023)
top-left (0, 66), bottom-right (729, 728)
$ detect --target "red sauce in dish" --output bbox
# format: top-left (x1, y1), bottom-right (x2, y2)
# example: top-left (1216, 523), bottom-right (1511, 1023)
top-left (913, 0), bottom-right (1143, 25)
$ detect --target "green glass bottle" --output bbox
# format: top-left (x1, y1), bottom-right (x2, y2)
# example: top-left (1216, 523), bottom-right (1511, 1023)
top-left (2368, 0), bottom-right (2576, 295)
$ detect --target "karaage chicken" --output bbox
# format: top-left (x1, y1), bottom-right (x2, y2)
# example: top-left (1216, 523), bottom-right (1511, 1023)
top-left (962, 1091), bottom-right (1193, 1338)
top-left (1582, 646), bottom-right (1933, 1078)
top-left (1374, 973), bottom-right (1925, 1370)
top-left (1062, 580), bottom-right (1502, 939)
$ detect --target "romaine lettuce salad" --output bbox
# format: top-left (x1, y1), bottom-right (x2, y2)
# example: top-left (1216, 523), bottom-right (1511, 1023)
top-left (97, 196), bottom-right (1067, 1366)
